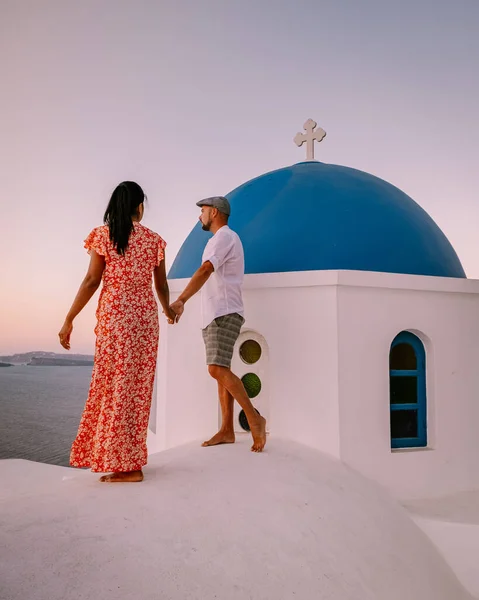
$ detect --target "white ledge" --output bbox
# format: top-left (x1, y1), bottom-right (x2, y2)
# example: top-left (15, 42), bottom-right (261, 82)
top-left (169, 269), bottom-right (479, 295)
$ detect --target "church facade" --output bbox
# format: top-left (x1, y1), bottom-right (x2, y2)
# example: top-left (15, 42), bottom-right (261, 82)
top-left (148, 122), bottom-right (479, 501)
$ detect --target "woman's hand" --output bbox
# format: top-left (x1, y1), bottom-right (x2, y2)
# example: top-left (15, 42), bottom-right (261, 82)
top-left (163, 307), bottom-right (177, 325)
top-left (58, 320), bottom-right (73, 350)
top-left (169, 300), bottom-right (185, 323)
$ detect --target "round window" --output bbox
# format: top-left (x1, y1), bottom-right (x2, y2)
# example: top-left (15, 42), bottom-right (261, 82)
top-left (239, 340), bottom-right (262, 364)
top-left (239, 408), bottom-right (261, 432)
top-left (241, 373), bottom-right (262, 398)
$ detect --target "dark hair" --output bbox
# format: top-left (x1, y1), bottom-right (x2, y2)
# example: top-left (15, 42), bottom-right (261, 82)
top-left (103, 181), bottom-right (146, 255)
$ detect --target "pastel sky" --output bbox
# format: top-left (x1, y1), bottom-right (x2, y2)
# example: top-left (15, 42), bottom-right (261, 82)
top-left (1, 0), bottom-right (478, 355)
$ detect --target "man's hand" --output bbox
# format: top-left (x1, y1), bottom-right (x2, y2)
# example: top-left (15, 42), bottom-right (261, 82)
top-left (163, 307), bottom-right (177, 325)
top-left (170, 300), bottom-right (185, 323)
top-left (167, 261), bottom-right (213, 324)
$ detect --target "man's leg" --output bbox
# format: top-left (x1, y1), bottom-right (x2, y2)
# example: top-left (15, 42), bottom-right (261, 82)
top-left (208, 365), bottom-right (266, 453)
top-left (202, 382), bottom-right (235, 447)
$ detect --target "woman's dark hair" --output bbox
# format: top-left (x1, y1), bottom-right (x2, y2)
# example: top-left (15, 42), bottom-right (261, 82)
top-left (104, 181), bottom-right (146, 255)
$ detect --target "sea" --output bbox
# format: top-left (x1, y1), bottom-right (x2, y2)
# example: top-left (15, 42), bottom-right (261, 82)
top-left (0, 366), bottom-right (91, 466)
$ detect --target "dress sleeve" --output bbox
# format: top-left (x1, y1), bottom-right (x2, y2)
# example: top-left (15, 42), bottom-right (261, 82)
top-left (84, 227), bottom-right (108, 257)
top-left (157, 236), bottom-right (167, 265)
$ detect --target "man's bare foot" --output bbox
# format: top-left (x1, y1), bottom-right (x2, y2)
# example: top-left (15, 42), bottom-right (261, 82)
top-left (250, 416), bottom-right (267, 452)
top-left (202, 431), bottom-right (235, 447)
top-left (99, 470), bottom-right (144, 483)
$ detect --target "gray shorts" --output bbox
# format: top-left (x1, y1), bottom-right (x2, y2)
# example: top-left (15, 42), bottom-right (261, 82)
top-left (202, 313), bottom-right (245, 368)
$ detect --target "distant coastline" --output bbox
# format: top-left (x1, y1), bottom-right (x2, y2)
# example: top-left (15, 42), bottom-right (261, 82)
top-left (28, 357), bottom-right (94, 366)
top-left (0, 351), bottom-right (94, 367)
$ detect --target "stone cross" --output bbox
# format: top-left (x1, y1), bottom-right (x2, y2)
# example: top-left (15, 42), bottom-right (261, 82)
top-left (294, 119), bottom-right (326, 161)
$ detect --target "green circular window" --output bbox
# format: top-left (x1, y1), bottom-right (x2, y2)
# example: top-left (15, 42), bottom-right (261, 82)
top-left (240, 340), bottom-right (262, 364)
top-left (238, 408), bottom-right (261, 432)
top-left (241, 373), bottom-right (262, 398)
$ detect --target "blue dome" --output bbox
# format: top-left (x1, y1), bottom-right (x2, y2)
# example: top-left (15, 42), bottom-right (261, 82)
top-left (169, 162), bottom-right (465, 279)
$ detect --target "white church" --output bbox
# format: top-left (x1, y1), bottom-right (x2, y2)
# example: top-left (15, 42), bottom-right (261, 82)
top-left (151, 119), bottom-right (479, 500)
top-left (3, 120), bottom-right (479, 600)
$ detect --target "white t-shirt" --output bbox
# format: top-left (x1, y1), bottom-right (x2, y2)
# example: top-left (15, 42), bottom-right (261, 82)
top-left (201, 226), bottom-right (244, 329)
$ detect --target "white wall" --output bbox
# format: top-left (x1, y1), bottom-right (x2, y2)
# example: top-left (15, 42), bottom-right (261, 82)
top-left (149, 271), bottom-right (342, 457)
top-left (148, 291), bottom-right (216, 452)
top-left (149, 269), bottom-right (479, 500)
top-left (240, 276), bottom-right (341, 456)
top-left (336, 270), bottom-right (479, 499)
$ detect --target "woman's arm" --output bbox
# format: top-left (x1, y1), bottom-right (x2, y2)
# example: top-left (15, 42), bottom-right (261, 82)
top-left (153, 252), bottom-right (175, 322)
top-left (58, 250), bottom-right (105, 349)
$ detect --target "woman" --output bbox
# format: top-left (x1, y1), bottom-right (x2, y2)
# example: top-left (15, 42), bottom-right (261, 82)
top-left (58, 181), bottom-right (175, 482)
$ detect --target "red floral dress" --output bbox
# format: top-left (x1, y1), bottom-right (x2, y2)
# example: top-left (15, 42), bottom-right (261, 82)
top-left (70, 222), bottom-right (166, 473)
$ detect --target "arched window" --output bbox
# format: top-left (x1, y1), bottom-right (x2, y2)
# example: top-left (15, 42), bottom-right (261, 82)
top-left (389, 332), bottom-right (427, 448)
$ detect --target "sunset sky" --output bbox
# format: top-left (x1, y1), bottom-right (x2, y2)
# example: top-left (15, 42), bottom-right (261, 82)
top-left (1, 0), bottom-right (478, 355)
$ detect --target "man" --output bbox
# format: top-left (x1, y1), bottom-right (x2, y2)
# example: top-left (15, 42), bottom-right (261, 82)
top-left (170, 196), bottom-right (267, 452)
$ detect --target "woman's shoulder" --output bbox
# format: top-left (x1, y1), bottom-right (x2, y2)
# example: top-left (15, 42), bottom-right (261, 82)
top-left (84, 225), bottom-right (110, 255)
top-left (88, 224), bottom-right (109, 236)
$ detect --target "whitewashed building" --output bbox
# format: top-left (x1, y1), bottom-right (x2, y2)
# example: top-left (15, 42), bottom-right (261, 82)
top-left (4, 121), bottom-right (479, 600)
top-left (149, 120), bottom-right (479, 500)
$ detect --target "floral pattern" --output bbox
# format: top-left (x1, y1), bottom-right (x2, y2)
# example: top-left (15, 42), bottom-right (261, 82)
top-left (70, 222), bottom-right (166, 473)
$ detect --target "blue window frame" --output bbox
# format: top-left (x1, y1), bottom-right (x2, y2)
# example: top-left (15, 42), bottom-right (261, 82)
top-left (389, 332), bottom-right (427, 448)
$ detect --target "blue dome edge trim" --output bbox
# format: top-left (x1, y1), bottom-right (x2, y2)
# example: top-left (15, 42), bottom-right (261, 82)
top-left (168, 162), bottom-right (466, 280)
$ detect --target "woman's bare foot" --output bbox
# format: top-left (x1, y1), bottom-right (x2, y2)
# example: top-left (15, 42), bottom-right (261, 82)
top-left (202, 431), bottom-right (235, 447)
top-left (99, 470), bottom-right (144, 482)
top-left (250, 416), bottom-right (267, 452)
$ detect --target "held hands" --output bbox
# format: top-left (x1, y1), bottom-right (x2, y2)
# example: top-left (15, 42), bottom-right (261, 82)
top-left (58, 320), bottom-right (73, 350)
top-left (169, 299), bottom-right (185, 323)
top-left (163, 306), bottom-right (177, 325)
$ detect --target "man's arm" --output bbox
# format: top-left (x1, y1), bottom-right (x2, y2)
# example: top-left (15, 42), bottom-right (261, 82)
top-left (170, 261), bottom-right (214, 321)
